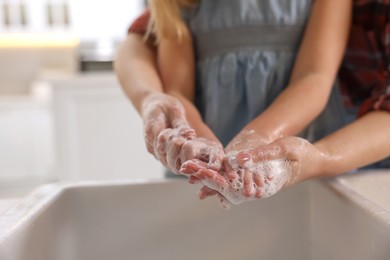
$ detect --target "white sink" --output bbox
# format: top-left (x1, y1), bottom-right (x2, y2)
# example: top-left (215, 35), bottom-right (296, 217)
top-left (0, 178), bottom-right (389, 260)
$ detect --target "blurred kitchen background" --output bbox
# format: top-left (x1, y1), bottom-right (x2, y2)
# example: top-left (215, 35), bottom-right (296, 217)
top-left (0, 0), bottom-right (163, 191)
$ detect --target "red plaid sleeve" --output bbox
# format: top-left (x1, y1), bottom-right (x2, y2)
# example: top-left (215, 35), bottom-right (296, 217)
top-left (339, 0), bottom-right (390, 117)
top-left (358, 86), bottom-right (390, 116)
top-left (128, 9), bottom-right (151, 35)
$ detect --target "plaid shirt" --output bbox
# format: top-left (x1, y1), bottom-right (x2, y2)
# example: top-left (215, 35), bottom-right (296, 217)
top-left (340, 0), bottom-right (390, 116)
top-left (129, 3), bottom-right (390, 117)
top-left (128, 9), bottom-right (150, 35)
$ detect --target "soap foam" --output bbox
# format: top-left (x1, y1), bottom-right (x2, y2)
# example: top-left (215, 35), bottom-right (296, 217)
top-left (202, 152), bottom-right (292, 207)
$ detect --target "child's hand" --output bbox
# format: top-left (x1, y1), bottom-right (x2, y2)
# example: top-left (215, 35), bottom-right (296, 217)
top-left (182, 152), bottom-right (293, 208)
top-left (182, 135), bottom-right (321, 208)
top-left (141, 93), bottom-right (224, 174)
top-left (194, 130), bottom-right (272, 202)
top-left (223, 130), bottom-right (271, 179)
top-left (180, 159), bottom-right (233, 209)
top-left (236, 136), bottom-right (327, 187)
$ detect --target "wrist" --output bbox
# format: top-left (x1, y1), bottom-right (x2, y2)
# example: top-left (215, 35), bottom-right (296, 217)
top-left (139, 91), bottom-right (164, 114)
top-left (313, 141), bottom-right (341, 177)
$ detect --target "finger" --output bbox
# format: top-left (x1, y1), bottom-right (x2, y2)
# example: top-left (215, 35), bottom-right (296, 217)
top-left (218, 194), bottom-right (232, 210)
top-left (255, 189), bottom-right (263, 199)
top-left (236, 151), bottom-right (253, 166)
top-left (179, 140), bottom-right (201, 163)
top-left (180, 159), bottom-right (208, 175)
top-left (253, 172), bottom-right (264, 198)
top-left (198, 185), bottom-right (218, 200)
top-left (243, 169), bottom-right (254, 197)
top-left (178, 127), bottom-right (196, 140)
top-left (206, 146), bottom-right (224, 171)
top-left (180, 139), bottom-right (215, 164)
top-left (222, 157), bottom-right (239, 180)
top-left (188, 176), bottom-right (200, 184)
top-left (193, 169), bottom-right (230, 192)
top-left (253, 173), bottom-right (263, 188)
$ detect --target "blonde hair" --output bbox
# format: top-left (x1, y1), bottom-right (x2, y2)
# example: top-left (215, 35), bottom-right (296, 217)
top-left (148, 0), bottom-right (198, 42)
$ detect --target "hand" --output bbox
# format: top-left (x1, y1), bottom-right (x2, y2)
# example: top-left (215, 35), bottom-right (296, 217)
top-left (236, 136), bottom-right (328, 186)
top-left (141, 92), bottom-right (189, 159)
top-left (193, 130), bottom-right (272, 204)
top-left (223, 130), bottom-right (272, 180)
top-left (183, 135), bottom-right (321, 208)
top-left (163, 132), bottom-right (225, 174)
top-left (183, 152), bottom-right (292, 207)
top-left (141, 92), bottom-right (224, 174)
top-left (180, 159), bottom-right (234, 210)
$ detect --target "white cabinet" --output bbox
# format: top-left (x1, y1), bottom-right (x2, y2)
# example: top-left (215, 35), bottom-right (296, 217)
top-left (51, 73), bottom-right (163, 181)
top-left (0, 97), bottom-right (54, 184)
top-left (0, 0), bottom-right (144, 40)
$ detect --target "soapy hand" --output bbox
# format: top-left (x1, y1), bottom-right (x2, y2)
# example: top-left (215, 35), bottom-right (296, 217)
top-left (236, 136), bottom-right (326, 187)
top-left (141, 93), bottom-right (224, 174)
top-left (222, 130), bottom-right (271, 181)
top-left (182, 152), bottom-right (292, 208)
top-left (193, 130), bottom-right (272, 203)
top-left (162, 131), bottom-right (225, 174)
top-left (182, 132), bottom-right (311, 208)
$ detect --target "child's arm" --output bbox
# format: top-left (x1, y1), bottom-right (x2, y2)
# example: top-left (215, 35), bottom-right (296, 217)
top-left (237, 0), bottom-right (352, 141)
top-left (157, 27), bottom-right (219, 142)
top-left (234, 111), bottom-right (390, 185)
top-left (190, 0), bottom-right (354, 203)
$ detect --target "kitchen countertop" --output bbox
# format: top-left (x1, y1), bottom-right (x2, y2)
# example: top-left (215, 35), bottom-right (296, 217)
top-left (0, 186), bottom-right (39, 215)
top-left (328, 170), bottom-right (390, 223)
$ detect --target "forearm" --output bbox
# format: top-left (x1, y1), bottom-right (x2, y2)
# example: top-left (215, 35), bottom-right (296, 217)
top-left (315, 111), bottom-right (390, 176)
top-left (241, 73), bottom-right (332, 140)
top-left (241, 0), bottom-right (352, 140)
top-left (114, 34), bottom-right (163, 114)
top-left (158, 28), bottom-right (219, 142)
top-left (167, 91), bottom-right (219, 142)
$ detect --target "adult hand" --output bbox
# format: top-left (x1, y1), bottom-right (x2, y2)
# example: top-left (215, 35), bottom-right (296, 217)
top-left (164, 133), bottom-right (225, 174)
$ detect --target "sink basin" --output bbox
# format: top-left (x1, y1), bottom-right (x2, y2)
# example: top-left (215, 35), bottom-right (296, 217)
top-left (0, 179), bottom-right (389, 260)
